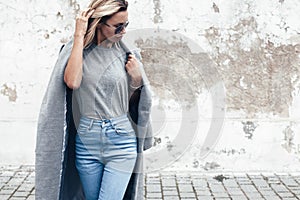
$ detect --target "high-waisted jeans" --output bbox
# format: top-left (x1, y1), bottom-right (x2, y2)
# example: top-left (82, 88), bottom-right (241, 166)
top-left (75, 114), bottom-right (137, 200)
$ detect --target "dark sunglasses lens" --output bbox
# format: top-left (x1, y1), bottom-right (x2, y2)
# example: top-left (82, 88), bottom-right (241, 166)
top-left (115, 26), bottom-right (123, 34)
top-left (115, 22), bottom-right (129, 34)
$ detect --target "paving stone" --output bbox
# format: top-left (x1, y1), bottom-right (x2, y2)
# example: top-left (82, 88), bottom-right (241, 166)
top-left (2, 165), bottom-right (300, 200)
top-left (291, 189), bottom-right (300, 196)
top-left (276, 192), bottom-right (297, 198)
top-left (271, 184), bottom-right (290, 192)
top-left (176, 177), bottom-right (192, 184)
top-left (260, 189), bottom-right (277, 196)
top-left (213, 192), bottom-right (230, 198)
top-left (0, 194), bottom-right (11, 199)
top-left (226, 187), bottom-right (245, 195)
top-left (161, 179), bottom-right (176, 186)
top-left (280, 178), bottom-right (299, 187)
top-left (146, 179), bottom-right (160, 184)
top-left (195, 189), bottom-right (212, 196)
top-left (180, 198), bottom-right (197, 200)
top-left (179, 192), bottom-right (196, 198)
top-left (230, 195), bottom-right (248, 200)
top-left (240, 185), bottom-right (259, 192)
top-left (162, 190), bottom-right (178, 195)
top-left (146, 192), bottom-right (162, 198)
top-left (192, 179), bottom-right (207, 187)
top-left (178, 184), bottom-right (194, 192)
top-left (209, 185), bottom-right (227, 193)
top-left (263, 196), bottom-right (281, 200)
top-left (248, 197), bottom-right (265, 200)
top-left (244, 192), bottom-right (264, 199)
top-left (17, 185), bottom-right (34, 192)
top-left (252, 180), bottom-right (270, 189)
top-left (0, 188), bottom-right (17, 194)
top-left (12, 190), bottom-right (30, 196)
top-left (163, 196), bottom-right (180, 200)
top-left (248, 174), bottom-right (264, 179)
top-left (196, 196), bottom-right (214, 200)
top-left (26, 195), bottom-right (35, 200)
top-left (146, 184), bottom-right (161, 192)
top-left (223, 179), bottom-right (239, 187)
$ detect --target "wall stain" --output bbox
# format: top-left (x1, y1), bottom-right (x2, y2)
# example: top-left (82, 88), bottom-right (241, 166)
top-left (135, 37), bottom-right (219, 109)
top-left (0, 83), bottom-right (17, 102)
top-left (213, 148), bottom-right (246, 156)
top-left (153, 0), bottom-right (163, 23)
top-left (282, 125), bottom-right (295, 153)
top-left (69, 0), bottom-right (80, 13)
top-left (203, 161), bottom-right (220, 170)
top-left (205, 17), bottom-right (300, 117)
top-left (56, 11), bottom-right (64, 20)
top-left (212, 2), bottom-right (220, 13)
top-left (193, 159), bottom-right (199, 168)
top-left (242, 121), bottom-right (258, 139)
top-left (214, 174), bottom-right (229, 182)
top-left (153, 137), bottom-right (162, 146)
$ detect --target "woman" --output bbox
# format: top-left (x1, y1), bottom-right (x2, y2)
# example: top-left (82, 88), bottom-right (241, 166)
top-left (35, 0), bottom-right (153, 199)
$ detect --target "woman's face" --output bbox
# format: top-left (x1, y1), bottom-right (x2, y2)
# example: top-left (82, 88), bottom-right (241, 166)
top-left (97, 10), bottom-right (128, 43)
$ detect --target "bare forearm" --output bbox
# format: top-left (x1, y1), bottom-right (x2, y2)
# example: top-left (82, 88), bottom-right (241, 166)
top-left (64, 7), bottom-right (94, 89)
top-left (64, 35), bottom-right (84, 89)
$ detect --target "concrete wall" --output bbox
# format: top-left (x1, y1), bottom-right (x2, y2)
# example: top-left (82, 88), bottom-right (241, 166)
top-left (0, 0), bottom-right (299, 172)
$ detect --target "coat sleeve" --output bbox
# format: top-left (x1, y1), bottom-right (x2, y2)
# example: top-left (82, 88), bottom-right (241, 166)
top-left (132, 49), bottom-right (154, 151)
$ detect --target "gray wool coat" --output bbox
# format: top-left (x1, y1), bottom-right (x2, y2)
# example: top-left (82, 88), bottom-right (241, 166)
top-left (35, 39), bottom-right (153, 200)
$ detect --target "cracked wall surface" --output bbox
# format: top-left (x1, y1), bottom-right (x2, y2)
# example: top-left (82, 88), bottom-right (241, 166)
top-left (0, 0), bottom-right (299, 171)
top-left (205, 17), bottom-right (300, 117)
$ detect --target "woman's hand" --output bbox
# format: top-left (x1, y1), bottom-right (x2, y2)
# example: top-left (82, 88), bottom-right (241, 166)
top-left (74, 8), bottom-right (95, 37)
top-left (126, 54), bottom-right (142, 88)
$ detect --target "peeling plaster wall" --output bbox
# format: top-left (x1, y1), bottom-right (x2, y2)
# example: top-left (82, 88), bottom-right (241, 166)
top-left (0, 0), bottom-right (299, 172)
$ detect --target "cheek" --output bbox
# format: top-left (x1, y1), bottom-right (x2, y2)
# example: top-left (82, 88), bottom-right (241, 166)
top-left (102, 28), bottom-right (115, 39)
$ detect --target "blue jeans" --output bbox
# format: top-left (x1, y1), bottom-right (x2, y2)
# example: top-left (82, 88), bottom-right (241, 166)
top-left (75, 114), bottom-right (137, 200)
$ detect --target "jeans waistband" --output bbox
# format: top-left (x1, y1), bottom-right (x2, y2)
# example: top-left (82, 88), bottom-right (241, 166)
top-left (79, 113), bottom-right (131, 130)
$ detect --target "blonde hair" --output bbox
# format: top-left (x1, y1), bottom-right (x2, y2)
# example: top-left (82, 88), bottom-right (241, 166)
top-left (84, 0), bottom-right (128, 48)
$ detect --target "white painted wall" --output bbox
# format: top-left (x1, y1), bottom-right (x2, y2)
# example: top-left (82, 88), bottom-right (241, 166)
top-left (0, 0), bottom-right (299, 172)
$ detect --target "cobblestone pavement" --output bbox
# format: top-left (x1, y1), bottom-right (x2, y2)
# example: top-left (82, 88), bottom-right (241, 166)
top-left (0, 165), bottom-right (300, 200)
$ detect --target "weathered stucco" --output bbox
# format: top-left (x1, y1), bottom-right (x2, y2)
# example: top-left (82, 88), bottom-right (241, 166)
top-left (205, 17), bottom-right (300, 117)
top-left (0, 0), bottom-right (299, 171)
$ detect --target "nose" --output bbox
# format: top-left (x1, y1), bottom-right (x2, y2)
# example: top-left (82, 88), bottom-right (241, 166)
top-left (120, 27), bottom-right (126, 35)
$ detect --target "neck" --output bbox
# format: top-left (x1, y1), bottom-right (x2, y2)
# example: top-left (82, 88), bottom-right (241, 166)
top-left (96, 30), bottom-right (113, 48)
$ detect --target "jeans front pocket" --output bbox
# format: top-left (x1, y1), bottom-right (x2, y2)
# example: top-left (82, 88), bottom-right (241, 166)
top-left (114, 119), bottom-right (136, 136)
top-left (77, 123), bottom-right (89, 135)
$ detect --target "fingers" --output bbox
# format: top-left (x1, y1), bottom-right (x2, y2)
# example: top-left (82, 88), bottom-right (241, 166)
top-left (127, 54), bottom-right (137, 63)
top-left (128, 54), bottom-right (135, 59)
top-left (79, 8), bottom-right (95, 19)
top-left (87, 9), bottom-right (95, 18)
top-left (126, 58), bottom-right (138, 70)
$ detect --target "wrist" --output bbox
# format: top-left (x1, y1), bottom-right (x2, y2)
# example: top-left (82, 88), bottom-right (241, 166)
top-left (74, 34), bottom-right (85, 38)
top-left (74, 31), bottom-right (85, 38)
top-left (129, 84), bottom-right (142, 91)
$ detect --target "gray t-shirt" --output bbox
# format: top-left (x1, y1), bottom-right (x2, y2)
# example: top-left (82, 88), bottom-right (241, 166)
top-left (74, 42), bottom-right (130, 120)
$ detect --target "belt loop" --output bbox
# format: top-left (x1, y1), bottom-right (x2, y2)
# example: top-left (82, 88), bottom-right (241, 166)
top-left (88, 119), bottom-right (94, 130)
top-left (110, 119), bottom-right (118, 133)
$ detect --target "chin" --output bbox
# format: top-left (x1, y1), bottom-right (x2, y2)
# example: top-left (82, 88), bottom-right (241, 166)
top-left (109, 35), bottom-right (123, 43)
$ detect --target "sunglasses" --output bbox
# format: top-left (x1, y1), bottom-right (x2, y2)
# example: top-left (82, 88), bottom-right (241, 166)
top-left (103, 21), bottom-right (129, 34)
